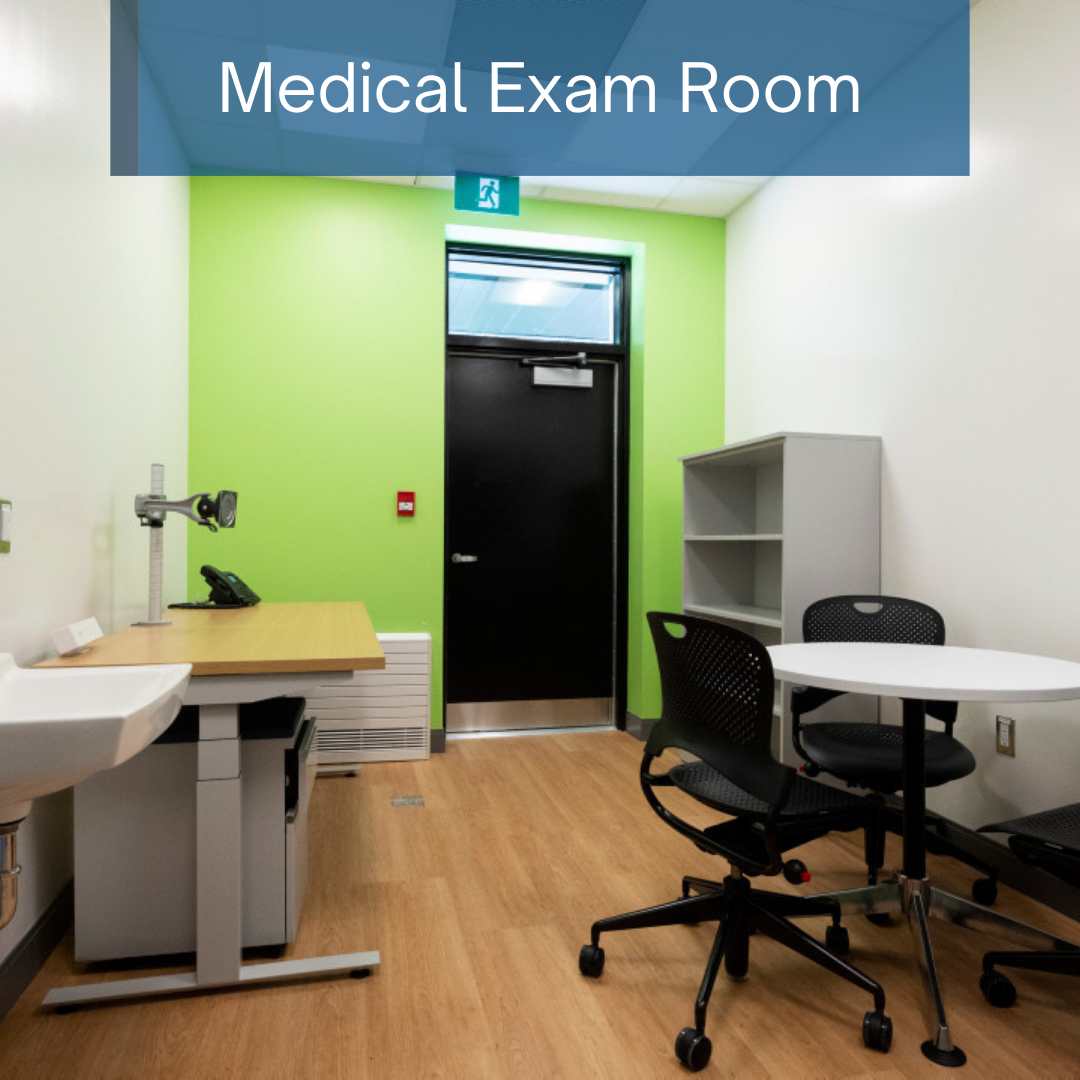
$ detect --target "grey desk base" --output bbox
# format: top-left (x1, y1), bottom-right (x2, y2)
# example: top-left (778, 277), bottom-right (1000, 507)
top-left (44, 671), bottom-right (380, 1009)
top-left (44, 952), bottom-right (381, 1008)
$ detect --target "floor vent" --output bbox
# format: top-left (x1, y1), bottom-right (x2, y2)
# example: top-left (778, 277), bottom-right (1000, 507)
top-left (317, 726), bottom-right (428, 755)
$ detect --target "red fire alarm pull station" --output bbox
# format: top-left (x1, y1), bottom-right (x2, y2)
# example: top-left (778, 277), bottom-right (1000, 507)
top-left (397, 491), bottom-right (415, 516)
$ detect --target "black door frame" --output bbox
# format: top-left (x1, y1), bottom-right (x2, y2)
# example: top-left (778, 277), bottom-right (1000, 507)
top-left (443, 242), bottom-right (632, 731)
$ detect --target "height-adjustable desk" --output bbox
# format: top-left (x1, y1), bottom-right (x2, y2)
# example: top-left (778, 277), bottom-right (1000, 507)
top-left (38, 602), bottom-right (384, 1008)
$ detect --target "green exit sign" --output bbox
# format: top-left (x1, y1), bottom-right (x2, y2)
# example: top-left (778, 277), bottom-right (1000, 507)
top-left (454, 174), bottom-right (520, 216)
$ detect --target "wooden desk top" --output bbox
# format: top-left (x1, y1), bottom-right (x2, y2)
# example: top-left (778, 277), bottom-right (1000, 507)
top-left (37, 602), bottom-right (384, 678)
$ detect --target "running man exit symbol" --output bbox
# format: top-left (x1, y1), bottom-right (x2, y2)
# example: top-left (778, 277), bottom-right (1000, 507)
top-left (454, 173), bottom-right (520, 216)
top-left (479, 178), bottom-right (499, 210)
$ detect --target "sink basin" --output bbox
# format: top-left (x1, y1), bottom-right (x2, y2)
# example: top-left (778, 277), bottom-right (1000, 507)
top-left (0, 655), bottom-right (191, 824)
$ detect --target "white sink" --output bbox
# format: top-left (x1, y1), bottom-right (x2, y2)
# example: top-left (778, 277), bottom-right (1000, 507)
top-left (0, 655), bottom-right (191, 824)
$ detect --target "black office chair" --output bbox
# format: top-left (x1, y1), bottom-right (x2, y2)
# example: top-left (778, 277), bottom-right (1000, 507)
top-left (792, 595), bottom-right (997, 906)
top-left (579, 612), bottom-right (892, 1072)
top-left (976, 804), bottom-right (1080, 1007)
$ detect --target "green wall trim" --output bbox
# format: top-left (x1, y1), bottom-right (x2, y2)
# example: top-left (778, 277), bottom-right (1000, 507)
top-left (188, 178), bottom-right (724, 726)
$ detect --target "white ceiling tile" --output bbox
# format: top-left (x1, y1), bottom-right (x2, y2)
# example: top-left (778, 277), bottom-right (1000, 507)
top-left (660, 177), bottom-right (763, 217)
top-left (539, 185), bottom-right (664, 211)
top-left (703, 175), bottom-right (773, 187)
top-left (330, 176), bottom-right (416, 186)
top-left (669, 177), bottom-right (763, 198)
top-left (328, 173), bottom-right (770, 215)
top-left (415, 175), bottom-right (455, 189)
top-left (540, 175), bottom-right (682, 200)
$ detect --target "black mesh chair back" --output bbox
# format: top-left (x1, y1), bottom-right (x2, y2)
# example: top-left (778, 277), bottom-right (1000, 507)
top-left (646, 611), bottom-right (791, 810)
top-left (804, 595), bottom-right (945, 646)
top-left (803, 596), bottom-right (954, 728)
top-left (792, 594), bottom-right (989, 900)
top-left (578, 612), bottom-right (892, 1070)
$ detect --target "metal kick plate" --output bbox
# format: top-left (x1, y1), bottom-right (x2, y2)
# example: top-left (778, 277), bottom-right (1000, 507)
top-left (446, 697), bottom-right (613, 733)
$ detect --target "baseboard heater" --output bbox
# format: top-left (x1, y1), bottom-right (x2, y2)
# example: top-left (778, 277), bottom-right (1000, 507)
top-left (308, 633), bottom-right (431, 769)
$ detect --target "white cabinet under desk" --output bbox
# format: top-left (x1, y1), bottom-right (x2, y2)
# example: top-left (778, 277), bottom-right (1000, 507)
top-left (74, 697), bottom-right (316, 961)
top-left (681, 432), bottom-right (882, 762)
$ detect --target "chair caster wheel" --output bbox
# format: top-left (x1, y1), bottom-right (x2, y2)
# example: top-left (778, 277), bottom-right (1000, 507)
top-left (826, 924), bottom-right (850, 956)
top-left (579, 943), bottom-right (605, 978)
top-left (55, 1004), bottom-right (79, 1015)
top-left (675, 1027), bottom-right (712, 1072)
top-left (349, 968), bottom-right (371, 980)
top-left (866, 912), bottom-right (893, 927)
top-left (782, 859), bottom-right (811, 886)
top-left (980, 970), bottom-right (1017, 1008)
top-left (972, 877), bottom-right (997, 906)
top-left (862, 1010), bottom-right (893, 1052)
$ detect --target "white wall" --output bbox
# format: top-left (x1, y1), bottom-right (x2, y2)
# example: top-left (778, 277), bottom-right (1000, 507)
top-left (725, 0), bottom-right (1080, 830)
top-left (0, 0), bottom-right (189, 962)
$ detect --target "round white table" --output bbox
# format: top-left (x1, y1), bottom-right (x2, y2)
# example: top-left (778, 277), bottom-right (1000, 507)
top-left (769, 642), bottom-right (1080, 705)
top-left (767, 642), bottom-right (1080, 1067)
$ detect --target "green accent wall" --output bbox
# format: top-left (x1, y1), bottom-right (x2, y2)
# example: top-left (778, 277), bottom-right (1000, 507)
top-left (188, 177), bottom-right (724, 727)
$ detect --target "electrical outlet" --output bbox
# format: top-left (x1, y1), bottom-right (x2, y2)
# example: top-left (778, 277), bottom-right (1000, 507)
top-left (996, 715), bottom-right (1015, 757)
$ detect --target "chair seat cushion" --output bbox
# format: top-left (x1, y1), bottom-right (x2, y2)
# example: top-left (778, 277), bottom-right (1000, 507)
top-left (979, 802), bottom-right (1080, 850)
top-left (669, 760), bottom-right (865, 819)
top-left (801, 723), bottom-right (976, 793)
top-left (979, 803), bottom-right (1080, 888)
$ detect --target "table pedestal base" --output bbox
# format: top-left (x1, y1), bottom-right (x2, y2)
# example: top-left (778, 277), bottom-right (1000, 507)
top-left (809, 875), bottom-right (1079, 1067)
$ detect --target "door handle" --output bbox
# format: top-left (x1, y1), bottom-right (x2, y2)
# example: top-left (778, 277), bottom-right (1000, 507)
top-left (451, 553), bottom-right (479, 563)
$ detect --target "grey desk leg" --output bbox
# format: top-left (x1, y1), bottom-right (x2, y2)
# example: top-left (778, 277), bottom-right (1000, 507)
top-left (196, 704), bottom-right (243, 985)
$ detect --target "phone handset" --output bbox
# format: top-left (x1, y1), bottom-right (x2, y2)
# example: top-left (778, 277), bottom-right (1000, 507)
top-left (200, 565), bottom-right (260, 607)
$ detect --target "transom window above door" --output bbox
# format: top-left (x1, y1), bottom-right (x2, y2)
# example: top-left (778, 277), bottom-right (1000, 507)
top-left (448, 252), bottom-right (622, 345)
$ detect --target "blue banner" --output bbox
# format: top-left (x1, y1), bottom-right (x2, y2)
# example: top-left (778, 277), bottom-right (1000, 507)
top-left (130, 0), bottom-right (970, 177)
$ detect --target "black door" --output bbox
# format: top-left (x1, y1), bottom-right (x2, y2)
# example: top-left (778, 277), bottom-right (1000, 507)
top-left (445, 353), bottom-right (617, 731)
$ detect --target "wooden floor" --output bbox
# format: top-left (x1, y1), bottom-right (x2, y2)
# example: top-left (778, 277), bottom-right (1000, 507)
top-left (2, 731), bottom-right (1079, 1079)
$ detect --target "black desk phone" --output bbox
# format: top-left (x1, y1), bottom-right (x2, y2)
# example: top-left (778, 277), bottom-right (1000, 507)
top-left (169, 565), bottom-right (261, 609)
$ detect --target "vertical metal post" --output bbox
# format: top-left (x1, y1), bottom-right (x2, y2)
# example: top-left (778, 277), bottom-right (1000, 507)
top-left (136, 463), bottom-right (172, 627)
top-left (901, 697), bottom-right (927, 880)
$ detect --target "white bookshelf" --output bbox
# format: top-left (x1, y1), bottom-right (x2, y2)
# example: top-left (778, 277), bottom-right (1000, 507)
top-left (681, 432), bottom-right (881, 758)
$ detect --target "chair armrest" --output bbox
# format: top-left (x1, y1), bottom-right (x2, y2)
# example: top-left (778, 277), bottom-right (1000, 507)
top-left (642, 771), bottom-right (675, 788)
top-left (790, 684), bottom-right (846, 718)
top-left (790, 685), bottom-right (846, 769)
top-left (926, 699), bottom-right (958, 733)
top-left (638, 751), bottom-right (789, 876)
